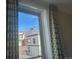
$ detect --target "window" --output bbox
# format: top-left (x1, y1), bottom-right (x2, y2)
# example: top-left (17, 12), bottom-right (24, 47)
top-left (33, 38), bottom-right (36, 44)
top-left (28, 38), bottom-right (31, 43)
top-left (18, 11), bottom-right (42, 59)
top-left (26, 47), bottom-right (30, 55)
top-left (18, 2), bottom-right (53, 59)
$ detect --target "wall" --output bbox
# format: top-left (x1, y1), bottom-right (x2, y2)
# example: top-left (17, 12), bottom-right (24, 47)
top-left (65, 57), bottom-right (72, 59)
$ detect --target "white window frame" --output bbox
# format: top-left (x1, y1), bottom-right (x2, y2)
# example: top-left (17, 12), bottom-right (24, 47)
top-left (19, 2), bottom-right (53, 59)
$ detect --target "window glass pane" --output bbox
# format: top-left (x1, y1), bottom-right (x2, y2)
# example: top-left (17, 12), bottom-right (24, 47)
top-left (18, 12), bottom-right (42, 59)
top-left (33, 38), bottom-right (36, 44)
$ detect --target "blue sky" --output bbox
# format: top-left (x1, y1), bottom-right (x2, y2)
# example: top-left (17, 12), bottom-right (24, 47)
top-left (18, 12), bottom-right (39, 32)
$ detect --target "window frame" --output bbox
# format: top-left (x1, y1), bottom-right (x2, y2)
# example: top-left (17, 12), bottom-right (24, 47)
top-left (18, 2), bottom-right (53, 59)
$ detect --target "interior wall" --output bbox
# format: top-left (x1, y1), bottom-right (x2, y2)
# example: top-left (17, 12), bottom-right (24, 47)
top-left (53, 6), bottom-right (72, 59)
top-left (65, 57), bottom-right (72, 59)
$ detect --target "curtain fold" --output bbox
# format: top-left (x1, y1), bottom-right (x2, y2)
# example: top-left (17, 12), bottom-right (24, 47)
top-left (49, 5), bottom-right (64, 59)
top-left (6, 0), bottom-right (18, 59)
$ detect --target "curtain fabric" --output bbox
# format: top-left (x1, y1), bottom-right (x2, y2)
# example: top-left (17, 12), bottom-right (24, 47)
top-left (49, 5), bottom-right (64, 59)
top-left (6, 0), bottom-right (18, 59)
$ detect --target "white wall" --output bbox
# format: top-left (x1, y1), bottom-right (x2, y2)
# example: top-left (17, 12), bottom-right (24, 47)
top-left (65, 57), bottom-right (72, 59)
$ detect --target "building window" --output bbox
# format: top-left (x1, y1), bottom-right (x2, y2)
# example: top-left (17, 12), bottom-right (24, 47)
top-left (28, 38), bottom-right (31, 43)
top-left (33, 38), bottom-right (36, 44)
top-left (26, 47), bottom-right (30, 55)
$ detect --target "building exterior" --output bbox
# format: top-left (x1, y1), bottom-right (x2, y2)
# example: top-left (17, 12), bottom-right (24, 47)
top-left (19, 28), bottom-right (42, 59)
top-left (19, 32), bottom-right (28, 59)
top-left (26, 28), bottom-right (41, 57)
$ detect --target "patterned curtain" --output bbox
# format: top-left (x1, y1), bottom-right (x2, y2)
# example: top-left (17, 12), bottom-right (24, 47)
top-left (6, 0), bottom-right (18, 59)
top-left (49, 5), bottom-right (64, 59)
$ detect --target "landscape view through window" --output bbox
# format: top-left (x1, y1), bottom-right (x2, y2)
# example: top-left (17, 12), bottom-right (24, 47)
top-left (18, 12), bottom-right (42, 59)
